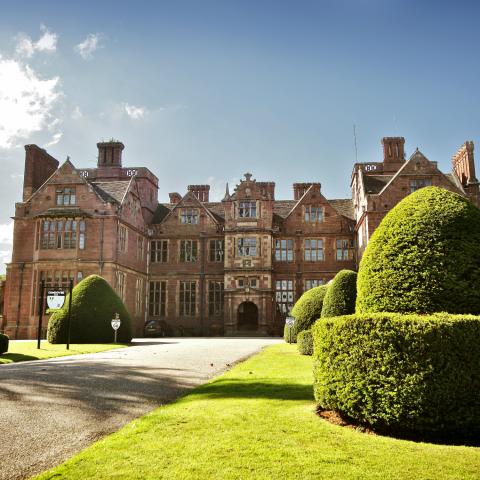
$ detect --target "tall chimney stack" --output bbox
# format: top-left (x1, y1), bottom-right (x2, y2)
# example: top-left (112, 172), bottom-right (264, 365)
top-left (97, 141), bottom-right (124, 167)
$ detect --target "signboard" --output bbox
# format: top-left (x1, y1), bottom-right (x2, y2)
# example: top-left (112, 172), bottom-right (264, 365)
top-left (111, 316), bottom-right (121, 331)
top-left (285, 317), bottom-right (295, 327)
top-left (47, 290), bottom-right (66, 310)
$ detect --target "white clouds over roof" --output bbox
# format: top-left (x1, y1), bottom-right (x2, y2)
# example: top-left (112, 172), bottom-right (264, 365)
top-left (124, 103), bottom-right (148, 119)
top-left (0, 57), bottom-right (62, 148)
top-left (75, 33), bottom-right (102, 60)
top-left (15, 25), bottom-right (58, 58)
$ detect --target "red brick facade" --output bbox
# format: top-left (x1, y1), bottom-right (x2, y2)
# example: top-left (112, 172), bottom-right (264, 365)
top-left (2, 137), bottom-right (478, 338)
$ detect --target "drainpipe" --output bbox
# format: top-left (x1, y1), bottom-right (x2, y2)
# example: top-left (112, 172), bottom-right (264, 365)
top-left (99, 215), bottom-right (105, 275)
top-left (15, 262), bottom-right (25, 339)
top-left (200, 233), bottom-right (206, 335)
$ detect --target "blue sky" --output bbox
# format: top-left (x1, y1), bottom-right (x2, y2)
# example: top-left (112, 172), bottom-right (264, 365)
top-left (1, 0), bottom-right (480, 271)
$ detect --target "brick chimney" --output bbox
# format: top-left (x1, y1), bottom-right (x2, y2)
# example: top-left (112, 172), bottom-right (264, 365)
top-left (293, 183), bottom-right (320, 200)
top-left (23, 145), bottom-right (59, 201)
top-left (382, 137), bottom-right (405, 164)
top-left (97, 141), bottom-right (124, 167)
top-left (257, 182), bottom-right (275, 200)
top-left (188, 185), bottom-right (210, 202)
top-left (452, 141), bottom-right (477, 186)
top-left (169, 192), bottom-right (182, 204)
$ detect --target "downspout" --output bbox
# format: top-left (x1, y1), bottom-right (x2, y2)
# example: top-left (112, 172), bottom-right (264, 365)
top-left (15, 262), bottom-right (25, 339)
top-left (144, 233), bottom-right (151, 329)
top-left (99, 215), bottom-right (105, 275)
top-left (200, 234), bottom-right (206, 335)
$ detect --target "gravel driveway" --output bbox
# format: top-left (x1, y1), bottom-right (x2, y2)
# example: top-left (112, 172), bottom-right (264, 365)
top-left (0, 337), bottom-right (280, 480)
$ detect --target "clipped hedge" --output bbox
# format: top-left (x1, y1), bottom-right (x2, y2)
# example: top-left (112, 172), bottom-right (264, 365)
top-left (0, 333), bottom-right (9, 354)
top-left (321, 270), bottom-right (357, 318)
top-left (283, 324), bottom-right (295, 343)
top-left (297, 329), bottom-right (313, 355)
top-left (48, 275), bottom-right (132, 344)
top-left (313, 312), bottom-right (480, 438)
top-left (290, 285), bottom-right (328, 342)
top-left (357, 187), bottom-right (480, 314)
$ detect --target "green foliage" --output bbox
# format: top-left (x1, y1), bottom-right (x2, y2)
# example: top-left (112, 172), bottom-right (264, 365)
top-left (321, 270), bottom-right (357, 318)
top-left (0, 333), bottom-right (9, 354)
top-left (283, 324), bottom-right (295, 343)
top-left (356, 187), bottom-right (480, 314)
top-left (297, 329), bottom-right (313, 355)
top-left (47, 275), bottom-right (132, 344)
top-left (313, 312), bottom-right (480, 438)
top-left (290, 285), bottom-right (328, 341)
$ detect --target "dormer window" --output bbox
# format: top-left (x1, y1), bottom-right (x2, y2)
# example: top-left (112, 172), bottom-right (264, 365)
top-left (56, 187), bottom-right (76, 206)
top-left (238, 201), bottom-right (257, 218)
top-left (304, 205), bottom-right (323, 223)
top-left (180, 208), bottom-right (199, 224)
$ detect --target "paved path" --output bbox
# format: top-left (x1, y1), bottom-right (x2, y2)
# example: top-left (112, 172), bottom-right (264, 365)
top-left (0, 337), bottom-right (280, 480)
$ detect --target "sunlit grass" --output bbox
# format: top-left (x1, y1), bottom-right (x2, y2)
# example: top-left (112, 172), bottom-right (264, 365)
top-left (36, 344), bottom-right (480, 479)
top-left (0, 341), bottom-right (128, 364)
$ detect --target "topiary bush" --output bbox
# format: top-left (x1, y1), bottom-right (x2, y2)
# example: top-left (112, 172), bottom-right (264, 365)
top-left (321, 270), bottom-right (357, 318)
top-left (357, 187), bottom-right (480, 314)
top-left (313, 312), bottom-right (480, 439)
top-left (283, 324), bottom-right (295, 343)
top-left (0, 333), bottom-right (9, 354)
top-left (48, 275), bottom-right (132, 344)
top-left (297, 329), bottom-right (313, 355)
top-left (290, 285), bottom-right (328, 342)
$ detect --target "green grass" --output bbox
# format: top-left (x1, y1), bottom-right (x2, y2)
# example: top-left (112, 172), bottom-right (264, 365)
top-left (35, 344), bottom-right (480, 480)
top-left (0, 341), bottom-right (128, 364)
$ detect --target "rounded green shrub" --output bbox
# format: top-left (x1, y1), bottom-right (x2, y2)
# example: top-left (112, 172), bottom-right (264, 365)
top-left (321, 270), bottom-right (357, 318)
top-left (313, 312), bottom-right (480, 438)
top-left (0, 333), bottom-right (9, 354)
top-left (283, 324), bottom-right (295, 343)
top-left (357, 187), bottom-right (480, 314)
top-left (297, 329), bottom-right (313, 355)
top-left (290, 285), bottom-right (328, 342)
top-left (48, 275), bottom-right (132, 344)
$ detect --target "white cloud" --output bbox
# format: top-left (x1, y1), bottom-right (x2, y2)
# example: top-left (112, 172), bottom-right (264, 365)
top-left (71, 106), bottom-right (83, 120)
top-left (124, 103), bottom-right (148, 119)
top-left (44, 132), bottom-right (63, 147)
top-left (0, 56), bottom-right (62, 149)
top-left (15, 25), bottom-right (58, 58)
top-left (75, 33), bottom-right (102, 60)
top-left (0, 222), bottom-right (13, 244)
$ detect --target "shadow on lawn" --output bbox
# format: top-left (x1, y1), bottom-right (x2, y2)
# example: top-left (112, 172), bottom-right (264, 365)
top-left (196, 378), bottom-right (314, 401)
top-left (0, 353), bottom-right (39, 363)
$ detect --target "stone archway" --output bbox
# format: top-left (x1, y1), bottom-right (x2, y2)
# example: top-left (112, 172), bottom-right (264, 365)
top-left (237, 301), bottom-right (258, 331)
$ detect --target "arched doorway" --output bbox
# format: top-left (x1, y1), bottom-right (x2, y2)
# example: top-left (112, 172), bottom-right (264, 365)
top-left (237, 302), bottom-right (258, 331)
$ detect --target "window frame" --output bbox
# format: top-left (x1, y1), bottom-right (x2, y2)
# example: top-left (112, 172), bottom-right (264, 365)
top-left (180, 208), bottom-right (199, 224)
top-left (238, 200), bottom-right (257, 218)
top-left (304, 238), bottom-right (325, 261)
top-left (149, 280), bottom-right (167, 317)
top-left (150, 240), bottom-right (168, 263)
top-left (237, 237), bottom-right (257, 257)
top-left (275, 238), bottom-right (294, 262)
top-left (179, 281), bottom-right (196, 316)
top-left (180, 239), bottom-right (198, 262)
top-left (304, 205), bottom-right (324, 223)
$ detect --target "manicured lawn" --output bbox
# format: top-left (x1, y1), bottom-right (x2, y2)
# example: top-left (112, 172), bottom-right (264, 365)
top-left (36, 344), bottom-right (479, 480)
top-left (0, 341), bottom-right (128, 364)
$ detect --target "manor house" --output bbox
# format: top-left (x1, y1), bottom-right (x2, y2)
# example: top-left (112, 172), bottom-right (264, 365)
top-left (2, 137), bottom-right (478, 338)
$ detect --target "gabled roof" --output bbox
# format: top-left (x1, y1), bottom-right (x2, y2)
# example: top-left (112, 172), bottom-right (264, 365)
top-left (363, 175), bottom-right (393, 194)
top-left (329, 199), bottom-right (355, 220)
top-left (273, 201), bottom-right (297, 218)
top-left (89, 181), bottom-right (131, 204)
top-left (158, 191), bottom-right (223, 225)
top-left (152, 204), bottom-right (173, 223)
